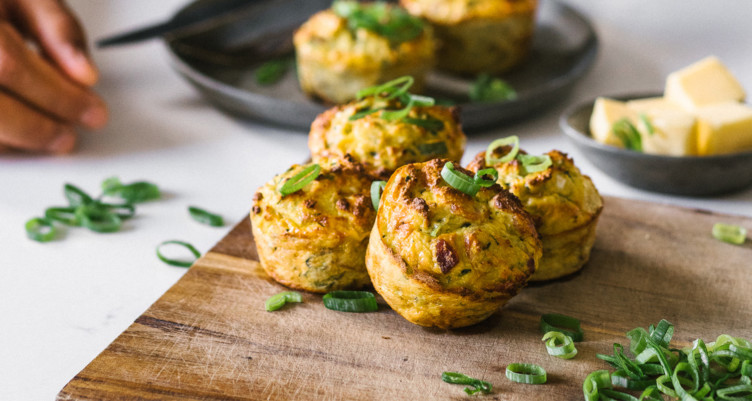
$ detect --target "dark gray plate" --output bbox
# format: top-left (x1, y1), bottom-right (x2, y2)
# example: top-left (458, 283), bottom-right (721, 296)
top-left (560, 93), bottom-right (752, 196)
top-left (166, 0), bottom-right (597, 132)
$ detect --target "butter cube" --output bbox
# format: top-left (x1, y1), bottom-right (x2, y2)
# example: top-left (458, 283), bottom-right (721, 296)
top-left (695, 102), bottom-right (752, 155)
top-left (628, 98), bottom-right (697, 156)
top-left (590, 97), bottom-right (637, 147)
top-left (665, 56), bottom-right (746, 111)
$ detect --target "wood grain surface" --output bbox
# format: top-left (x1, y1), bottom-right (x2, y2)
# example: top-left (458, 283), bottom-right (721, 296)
top-left (57, 196), bottom-right (752, 401)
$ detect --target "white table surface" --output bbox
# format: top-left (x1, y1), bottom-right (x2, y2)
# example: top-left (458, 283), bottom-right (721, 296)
top-left (2, 1), bottom-right (751, 399)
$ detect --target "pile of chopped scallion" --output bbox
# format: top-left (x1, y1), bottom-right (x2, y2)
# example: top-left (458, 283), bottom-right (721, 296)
top-left (585, 319), bottom-right (752, 400)
top-left (25, 178), bottom-right (225, 268)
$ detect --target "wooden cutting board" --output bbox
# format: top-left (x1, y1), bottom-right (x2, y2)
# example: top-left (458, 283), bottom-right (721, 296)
top-left (57, 196), bottom-right (752, 401)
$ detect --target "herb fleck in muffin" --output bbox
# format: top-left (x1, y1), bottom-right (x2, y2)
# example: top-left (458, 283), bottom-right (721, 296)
top-left (366, 159), bottom-right (541, 329)
top-left (294, 1), bottom-right (436, 104)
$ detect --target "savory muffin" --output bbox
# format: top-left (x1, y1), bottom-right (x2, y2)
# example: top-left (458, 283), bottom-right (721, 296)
top-left (250, 156), bottom-right (376, 293)
top-left (294, 1), bottom-right (435, 104)
top-left (400, 0), bottom-right (537, 75)
top-left (467, 148), bottom-right (602, 281)
top-left (309, 83), bottom-right (466, 178)
top-left (365, 159), bottom-right (542, 329)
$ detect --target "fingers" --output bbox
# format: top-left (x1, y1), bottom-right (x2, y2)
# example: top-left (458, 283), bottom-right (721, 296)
top-left (13, 0), bottom-right (97, 86)
top-left (0, 22), bottom-right (108, 129)
top-left (0, 92), bottom-right (77, 154)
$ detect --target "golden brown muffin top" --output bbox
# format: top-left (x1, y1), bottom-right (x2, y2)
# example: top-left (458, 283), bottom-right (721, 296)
top-left (400, 0), bottom-right (537, 24)
top-left (293, 7), bottom-right (434, 68)
top-left (309, 96), bottom-right (466, 178)
top-left (467, 149), bottom-right (603, 235)
top-left (251, 156), bottom-right (377, 241)
top-left (376, 159), bottom-right (541, 300)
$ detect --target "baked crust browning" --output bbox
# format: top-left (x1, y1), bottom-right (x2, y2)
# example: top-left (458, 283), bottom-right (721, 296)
top-left (468, 149), bottom-right (603, 281)
top-left (365, 159), bottom-right (541, 329)
top-left (250, 157), bottom-right (377, 293)
top-left (309, 99), bottom-right (466, 177)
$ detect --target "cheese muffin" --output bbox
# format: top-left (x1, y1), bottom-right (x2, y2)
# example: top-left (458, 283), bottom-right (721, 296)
top-left (400, 0), bottom-right (537, 74)
top-left (309, 89), bottom-right (466, 178)
top-left (294, 1), bottom-right (436, 104)
top-left (250, 156), bottom-right (376, 293)
top-left (467, 148), bottom-right (602, 281)
top-left (366, 159), bottom-right (541, 329)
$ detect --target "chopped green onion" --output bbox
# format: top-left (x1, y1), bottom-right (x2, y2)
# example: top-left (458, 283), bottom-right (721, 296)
top-left (416, 141), bottom-right (448, 156)
top-left (45, 206), bottom-right (80, 226)
top-left (351, 76), bottom-right (438, 126)
top-left (265, 291), bottom-right (303, 311)
top-left (441, 372), bottom-right (492, 395)
top-left (101, 177), bottom-right (160, 203)
top-left (542, 331), bottom-right (578, 359)
top-left (156, 240), bottom-right (201, 268)
top-left (356, 76), bottom-right (414, 100)
top-left (540, 313), bottom-right (584, 342)
top-left (583, 370), bottom-right (612, 401)
top-left (25, 217), bottom-right (57, 242)
top-left (473, 168), bottom-right (499, 188)
top-left (75, 204), bottom-right (122, 233)
top-left (371, 181), bottom-right (386, 210)
top-left (64, 183), bottom-right (94, 206)
top-left (441, 161), bottom-right (480, 197)
top-left (469, 74), bottom-right (517, 102)
top-left (612, 118), bottom-right (643, 151)
top-left (255, 57), bottom-right (291, 86)
top-left (332, 1), bottom-right (424, 45)
top-left (639, 113), bottom-right (655, 136)
top-left (485, 136), bottom-right (520, 165)
top-left (505, 363), bottom-right (547, 384)
top-left (97, 202), bottom-right (136, 220)
top-left (404, 116), bottom-right (445, 134)
top-left (188, 206), bottom-right (224, 227)
top-left (712, 223), bottom-right (747, 245)
top-left (322, 290), bottom-right (378, 313)
top-left (518, 154), bottom-right (553, 175)
top-left (279, 164), bottom-right (320, 196)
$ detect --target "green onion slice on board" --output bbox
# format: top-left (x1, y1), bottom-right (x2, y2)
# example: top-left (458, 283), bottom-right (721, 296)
top-left (441, 372), bottom-right (492, 395)
top-left (712, 223), bottom-right (747, 245)
top-left (485, 135), bottom-right (520, 165)
top-left (441, 162), bottom-right (480, 197)
top-left (506, 363), bottom-right (547, 384)
top-left (279, 164), bottom-right (320, 196)
top-left (322, 291), bottom-right (378, 313)
top-left (156, 240), bottom-right (201, 268)
top-left (188, 206), bottom-right (224, 227)
top-left (265, 291), bottom-right (303, 312)
top-left (371, 181), bottom-right (387, 210)
top-left (25, 217), bottom-right (57, 242)
top-left (542, 331), bottom-right (578, 359)
top-left (540, 313), bottom-right (584, 342)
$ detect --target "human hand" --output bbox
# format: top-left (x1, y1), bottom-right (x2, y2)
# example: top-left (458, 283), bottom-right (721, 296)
top-left (0, 0), bottom-right (107, 154)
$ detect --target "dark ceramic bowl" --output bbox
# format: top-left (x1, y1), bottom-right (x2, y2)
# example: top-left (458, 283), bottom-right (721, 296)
top-left (560, 94), bottom-right (752, 196)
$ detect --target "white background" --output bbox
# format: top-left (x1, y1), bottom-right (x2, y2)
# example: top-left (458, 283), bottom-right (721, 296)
top-left (1, 1), bottom-right (751, 399)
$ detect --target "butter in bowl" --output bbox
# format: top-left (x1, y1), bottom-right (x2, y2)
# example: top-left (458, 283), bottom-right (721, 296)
top-left (560, 56), bottom-right (752, 196)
